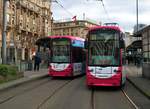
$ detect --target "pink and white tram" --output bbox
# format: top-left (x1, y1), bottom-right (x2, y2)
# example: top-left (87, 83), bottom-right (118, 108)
top-left (86, 25), bottom-right (126, 87)
top-left (49, 36), bottom-right (86, 77)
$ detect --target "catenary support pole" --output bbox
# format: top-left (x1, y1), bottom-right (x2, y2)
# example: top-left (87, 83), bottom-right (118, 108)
top-left (2, 0), bottom-right (8, 64)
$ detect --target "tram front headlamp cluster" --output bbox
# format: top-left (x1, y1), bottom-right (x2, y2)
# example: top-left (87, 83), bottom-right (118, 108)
top-left (113, 69), bottom-right (121, 73)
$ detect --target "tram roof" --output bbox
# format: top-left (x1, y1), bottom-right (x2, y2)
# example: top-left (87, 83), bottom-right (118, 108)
top-left (48, 35), bottom-right (85, 41)
top-left (89, 26), bottom-right (123, 32)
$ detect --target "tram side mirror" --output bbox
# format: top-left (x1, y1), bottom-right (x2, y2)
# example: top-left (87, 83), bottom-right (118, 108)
top-left (120, 40), bottom-right (125, 48)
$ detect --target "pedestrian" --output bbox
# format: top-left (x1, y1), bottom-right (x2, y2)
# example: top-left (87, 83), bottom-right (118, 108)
top-left (34, 52), bottom-right (41, 71)
top-left (13, 56), bottom-right (15, 63)
top-left (128, 55), bottom-right (131, 64)
top-left (136, 54), bottom-right (141, 67)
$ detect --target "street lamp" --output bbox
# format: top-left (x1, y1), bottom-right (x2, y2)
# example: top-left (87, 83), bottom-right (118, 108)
top-left (136, 0), bottom-right (139, 32)
top-left (2, 0), bottom-right (8, 64)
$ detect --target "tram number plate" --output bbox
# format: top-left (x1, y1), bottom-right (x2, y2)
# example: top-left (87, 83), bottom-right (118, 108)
top-left (95, 68), bottom-right (102, 74)
top-left (54, 64), bottom-right (65, 71)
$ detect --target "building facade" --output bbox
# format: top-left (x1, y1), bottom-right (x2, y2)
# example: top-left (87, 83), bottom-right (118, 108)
top-left (135, 25), bottom-right (150, 79)
top-left (0, 0), bottom-right (52, 64)
top-left (52, 20), bottom-right (99, 39)
top-left (125, 32), bottom-right (133, 47)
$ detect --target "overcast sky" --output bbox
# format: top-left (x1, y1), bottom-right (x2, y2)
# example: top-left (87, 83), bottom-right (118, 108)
top-left (52, 0), bottom-right (150, 33)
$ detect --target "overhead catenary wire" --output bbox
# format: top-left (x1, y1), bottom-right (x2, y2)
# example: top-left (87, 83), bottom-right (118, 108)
top-left (95, 0), bottom-right (111, 22)
top-left (100, 0), bottom-right (111, 21)
top-left (53, 0), bottom-right (74, 17)
top-left (87, 0), bottom-right (111, 21)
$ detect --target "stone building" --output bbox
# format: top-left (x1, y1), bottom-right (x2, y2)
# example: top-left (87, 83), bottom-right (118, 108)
top-left (52, 20), bottom-right (99, 39)
top-left (0, 0), bottom-right (52, 64)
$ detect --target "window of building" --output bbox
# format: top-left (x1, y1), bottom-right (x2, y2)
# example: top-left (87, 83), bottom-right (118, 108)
top-left (143, 31), bottom-right (150, 62)
top-left (143, 45), bottom-right (148, 52)
top-left (149, 30), bottom-right (150, 43)
top-left (143, 38), bottom-right (148, 45)
top-left (17, 48), bottom-right (22, 60)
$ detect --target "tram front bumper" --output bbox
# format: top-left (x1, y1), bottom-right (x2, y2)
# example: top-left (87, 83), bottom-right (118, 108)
top-left (86, 75), bottom-right (121, 87)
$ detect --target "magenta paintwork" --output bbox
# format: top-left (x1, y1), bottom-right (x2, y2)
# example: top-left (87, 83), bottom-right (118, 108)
top-left (89, 25), bottom-right (122, 32)
top-left (86, 25), bottom-right (124, 87)
top-left (49, 64), bottom-right (73, 77)
top-left (48, 35), bottom-right (85, 77)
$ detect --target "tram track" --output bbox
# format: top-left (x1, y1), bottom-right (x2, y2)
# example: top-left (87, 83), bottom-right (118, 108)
top-left (91, 88), bottom-right (95, 109)
top-left (0, 75), bottom-right (85, 109)
top-left (0, 76), bottom-right (142, 109)
top-left (0, 78), bottom-right (51, 104)
top-left (121, 89), bottom-right (139, 109)
top-left (36, 78), bottom-right (74, 109)
top-left (91, 86), bottom-right (139, 109)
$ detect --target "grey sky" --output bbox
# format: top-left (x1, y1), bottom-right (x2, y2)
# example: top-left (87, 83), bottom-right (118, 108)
top-left (52, 0), bottom-right (150, 32)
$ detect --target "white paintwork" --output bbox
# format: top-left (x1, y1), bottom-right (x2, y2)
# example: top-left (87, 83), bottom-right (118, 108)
top-left (88, 66), bottom-right (120, 78)
top-left (51, 63), bottom-right (70, 71)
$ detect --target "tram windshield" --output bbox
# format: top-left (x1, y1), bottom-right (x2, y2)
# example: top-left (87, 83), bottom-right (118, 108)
top-left (51, 39), bottom-right (70, 63)
top-left (88, 29), bottom-right (120, 66)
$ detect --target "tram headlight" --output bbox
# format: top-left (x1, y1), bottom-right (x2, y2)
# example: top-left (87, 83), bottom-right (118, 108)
top-left (113, 69), bottom-right (121, 73)
top-left (114, 69), bottom-right (117, 73)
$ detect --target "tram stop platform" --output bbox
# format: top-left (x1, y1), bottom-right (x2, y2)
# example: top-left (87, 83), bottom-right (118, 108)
top-left (0, 69), bottom-right (48, 91)
top-left (126, 65), bottom-right (150, 99)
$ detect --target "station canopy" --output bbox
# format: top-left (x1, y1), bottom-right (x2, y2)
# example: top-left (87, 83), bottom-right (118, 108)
top-left (126, 40), bottom-right (142, 51)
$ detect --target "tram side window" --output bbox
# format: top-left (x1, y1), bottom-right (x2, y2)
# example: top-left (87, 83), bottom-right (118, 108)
top-left (72, 47), bottom-right (83, 63)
